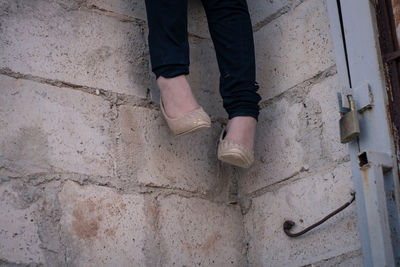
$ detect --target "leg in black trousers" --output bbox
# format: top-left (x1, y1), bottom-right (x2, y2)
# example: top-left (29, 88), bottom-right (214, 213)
top-left (144, 0), bottom-right (261, 121)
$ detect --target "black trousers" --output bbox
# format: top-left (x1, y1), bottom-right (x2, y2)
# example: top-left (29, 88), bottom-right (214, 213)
top-left (144, 0), bottom-right (262, 121)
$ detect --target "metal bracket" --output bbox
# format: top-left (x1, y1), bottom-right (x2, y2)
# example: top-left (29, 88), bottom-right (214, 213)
top-left (354, 82), bottom-right (374, 112)
top-left (338, 82), bottom-right (373, 113)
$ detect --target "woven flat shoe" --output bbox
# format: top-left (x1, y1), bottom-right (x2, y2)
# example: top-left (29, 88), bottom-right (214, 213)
top-left (160, 95), bottom-right (211, 136)
top-left (217, 125), bottom-right (254, 168)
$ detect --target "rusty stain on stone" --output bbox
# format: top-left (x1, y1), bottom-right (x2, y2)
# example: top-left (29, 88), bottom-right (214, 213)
top-left (147, 205), bottom-right (159, 231)
top-left (70, 196), bottom-right (126, 240)
top-left (72, 199), bottom-right (100, 240)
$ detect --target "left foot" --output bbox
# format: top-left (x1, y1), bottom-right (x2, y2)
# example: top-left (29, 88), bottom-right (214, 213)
top-left (224, 116), bottom-right (257, 151)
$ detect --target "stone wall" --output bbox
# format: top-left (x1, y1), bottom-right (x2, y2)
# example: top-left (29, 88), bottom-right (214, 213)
top-left (0, 0), bottom-right (361, 266)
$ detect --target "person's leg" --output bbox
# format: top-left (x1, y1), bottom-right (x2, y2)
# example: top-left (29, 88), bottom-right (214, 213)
top-left (201, 0), bottom-right (261, 150)
top-left (144, 0), bottom-right (199, 118)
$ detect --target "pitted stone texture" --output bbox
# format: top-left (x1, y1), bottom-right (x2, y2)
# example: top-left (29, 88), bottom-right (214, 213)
top-left (117, 105), bottom-right (222, 193)
top-left (242, 74), bottom-right (347, 194)
top-left (0, 75), bottom-right (114, 177)
top-left (56, 0), bottom-right (211, 39)
top-left (0, 0), bottom-right (148, 97)
top-left (310, 75), bottom-right (349, 163)
top-left (58, 180), bottom-right (148, 266)
top-left (158, 195), bottom-right (245, 266)
top-left (249, 0), bottom-right (297, 29)
top-left (0, 183), bottom-right (44, 265)
top-left (244, 162), bottom-right (360, 266)
top-left (242, 98), bottom-right (305, 194)
top-left (254, 0), bottom-right (335, 101)
top-left (85, 0), bottom-right (146, 21)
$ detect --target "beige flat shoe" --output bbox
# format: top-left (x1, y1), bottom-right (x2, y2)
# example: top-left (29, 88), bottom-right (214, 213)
top-left (160, 95), bottom-right (211, 136)
top-left (217, 125), bottom-right (254, 168)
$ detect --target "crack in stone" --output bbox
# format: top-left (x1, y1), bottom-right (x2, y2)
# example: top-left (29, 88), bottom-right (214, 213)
top-left (252, 0), bottom-right (307, 32)
top-left (259, 64), bottom-right (338, 110)
top-left (0, 258), bottom-right (41, 267)
top-left (82, 3), bottom-right (146, 26)
top-left (246, 158), bottom-right (350, 200)
top-left (0, 67), bottom-right (158, 109)
top-left (302, 249), bottom-right (362, 266)
top-left (1, 170), bottom-right (232, 206)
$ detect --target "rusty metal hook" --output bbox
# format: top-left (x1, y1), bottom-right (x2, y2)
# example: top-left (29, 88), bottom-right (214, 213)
top-left (283, 192), bottom-right (356, 238)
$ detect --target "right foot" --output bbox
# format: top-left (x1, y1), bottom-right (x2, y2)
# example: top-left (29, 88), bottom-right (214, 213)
top-left (224, 116), bottom-right (257, 152)
top-left (157, 75), bottom-right (200, 118)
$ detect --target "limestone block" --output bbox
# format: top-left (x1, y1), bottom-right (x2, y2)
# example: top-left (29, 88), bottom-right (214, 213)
top-left (59, 0), bottom-right (211, 39)
top-left (86, 0), bottom-right (146, 21)
top-left (241, 74), bottom-right (348, 194)
top-left (116, 105), bottom-right (223, 193)
top-left (0, 75), bottom-right (114, 177)
top-left (248, 0), bottom-right (294, 28)
top-left (254, 0), bottom-right (335, 101)
top-left (58, 180), bottom-right (149, 266)
top-left (241, 98), bottom-right (306, 194)
top-left (158, 195), bottom-right (245, 266)
top-left (0, 0), bottom-right (149, 97)
top-left (244, 162), bottom-right (360, 266)
top-left (0, 183), bottom-right (44, 265)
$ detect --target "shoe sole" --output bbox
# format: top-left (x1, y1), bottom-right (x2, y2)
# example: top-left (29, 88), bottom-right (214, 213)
top-left (217, 125), bottom-right (253, 168)
top-left (175, 123), bottom-right (211, 136)
top-left (218, 151), bottom-right (252, 168)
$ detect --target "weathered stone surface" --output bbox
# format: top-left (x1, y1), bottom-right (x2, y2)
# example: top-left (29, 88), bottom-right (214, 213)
top-left (158, 195), bottom-right (245, 266)
top-left (58, 180), bottom-right (149, 266)
top-left (0, 0), bottom-right (149, 97)
top-left (254, 0), bottom-right (335, 101)
top-left (56, 0), bottom-right (211, 39)
top-left (86, 0), bottom-right (146, 21)
top-left (249, 0), bottom-right (297, 29)
top-left (0, 75), bottom-right (114, 177)
top-left (310, 75), bottom-right (348, 163)
top-left (116, 105), bottom-right (223, 193)
top-left (244, 162), bottom-right (360, 266)
top-left (241, 73), bottom-right (348, 194)
top-left (0, 183), bottom-right (44, 265)
top-left (241, 97), bottom-right (306, 194)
